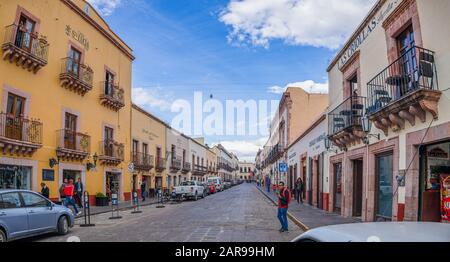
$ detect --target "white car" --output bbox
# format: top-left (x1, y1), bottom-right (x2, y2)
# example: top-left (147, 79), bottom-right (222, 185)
top-left (173, 181), bottom-right (205, 201)
top-left (292, 222), bottom-right (450, 242)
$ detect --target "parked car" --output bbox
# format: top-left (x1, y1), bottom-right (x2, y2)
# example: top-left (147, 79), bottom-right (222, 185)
top-left (207, 182), bottom-right (216, 194)
top-left (291, 222), bottom-right (450, 242)
top-left (173, 181), bottom-right (205, 201)
top-left (207, 177), bottom-right (223, 192)
top-left (223, 182), bottom-right (231, 190)
top-left (0, 189), bottom-right (75, 242)
top-left (201, 182), bottom-right (210, 196)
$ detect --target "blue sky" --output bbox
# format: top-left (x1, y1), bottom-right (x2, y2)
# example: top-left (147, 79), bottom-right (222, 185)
top-left (89, 0), bottom-right (376, 161)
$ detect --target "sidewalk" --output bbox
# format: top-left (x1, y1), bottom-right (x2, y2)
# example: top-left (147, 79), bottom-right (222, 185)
top-left (256, 185), bottom-right (359, 231)
top-left (74, 197), bottom-right (160, 217)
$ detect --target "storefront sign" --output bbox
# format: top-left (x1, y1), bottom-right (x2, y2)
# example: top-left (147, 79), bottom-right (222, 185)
top-left (441, 174), bottom-right (450, 223)
top-left (428, 148), bottom-right (449, 158)
top-left (65, 25), bottom-right (90, 50)
top-left (338, 1), bottom-right (398, 69)
top-left (42, 169), bottom-right (55, 181)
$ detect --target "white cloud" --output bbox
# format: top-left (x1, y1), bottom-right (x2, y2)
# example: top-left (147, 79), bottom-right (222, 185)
top-left (268, 80), bottom-right (328, 94)
top-left (213, 137), bottom-right (267, 162)
top-left (132, 87), bottom-right (173, 112)
top-left (88, 0), bottom-right (122, 16)
top-left (219, 0), bottom-right (376, 49)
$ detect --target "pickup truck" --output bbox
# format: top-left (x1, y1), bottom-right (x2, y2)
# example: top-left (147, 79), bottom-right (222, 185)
top-left (173, 181), bottom-right (205, 201)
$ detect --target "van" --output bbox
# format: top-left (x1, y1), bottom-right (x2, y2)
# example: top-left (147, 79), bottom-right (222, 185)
top-left (207, 177), bottom-right (223, 192)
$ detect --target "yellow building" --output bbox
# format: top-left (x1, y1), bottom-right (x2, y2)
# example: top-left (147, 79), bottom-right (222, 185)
top-left (0, 0), bottom-right (134, 203)
top-left (131, 104), bottom-right (168, 196)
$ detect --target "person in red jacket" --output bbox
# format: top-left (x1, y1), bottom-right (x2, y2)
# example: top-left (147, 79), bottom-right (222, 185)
top-left (277, 181), bottom-right (291, 232)
top-left (64, 178), bottom-right (81, 216)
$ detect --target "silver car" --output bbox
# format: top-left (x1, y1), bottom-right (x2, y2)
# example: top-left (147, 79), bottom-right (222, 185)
top-left (0, 189), bottom-right (75, 242)
top-left (292, 222), bottom-right (450, 242)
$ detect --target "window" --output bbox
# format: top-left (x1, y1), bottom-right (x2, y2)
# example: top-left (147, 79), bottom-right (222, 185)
top-left (5, 93), bottom-right (26, 140)
top-left (15, 15), bottom-right (36, 51)
top-left (142, 143), bottom-right (148, 155)
top-left (21, 192), bottom-right (48, 207)
top-left (171, 145), bottom-right (176, 161)
top-left (83, 4), bottom-right (91, 15)
top-left (64, 112), bottom-right (77, 150)
top-left (0, 193), bottom-right (22, 209)
top-left (349, 75), bottom-right (358, 96)
top-left (132, 140), bottom-right (139, 153)
top-left (105, 71), bottom-right (115, 95)
top-left (68, 47), bottom-right (81, 76)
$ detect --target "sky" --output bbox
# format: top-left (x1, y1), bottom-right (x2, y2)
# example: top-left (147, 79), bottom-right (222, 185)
top-left (88, 0), bottom-right (376, 162)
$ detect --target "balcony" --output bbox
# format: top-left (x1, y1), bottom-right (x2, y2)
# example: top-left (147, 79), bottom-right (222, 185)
top-left (328, 96), bottom-right (366, 148)
top-left (0, 113), bottom-right (42, 156)
top-left (131, 152), bottom-right (154, 171)
top-left (367, 46), bottom-right (441, 135)
top-left (181, 162), bottom-right (191, 173)
top-left (170, 157), bottom-right (182, 171)
top-left (98, 140), bottom-right (124, 165)
top-left (155, 157), bottom-right (166, 172)
top-left (56, 129), bottom-right (90, 161)
top-left (100, 82), bottom-right (125, 111)
top-left (192, 165), bottom-right (207, 176)
top-left (59, 58), bottom-right (93, 96)
top-left (2, 24), bottom-right (48, 73)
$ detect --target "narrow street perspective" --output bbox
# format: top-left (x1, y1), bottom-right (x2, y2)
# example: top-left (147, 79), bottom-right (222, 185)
top-left (33, 183), bottom-right (302, 242)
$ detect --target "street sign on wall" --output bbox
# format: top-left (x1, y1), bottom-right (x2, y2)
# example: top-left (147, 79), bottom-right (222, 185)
top-left (279, 163), bottom-right (288, 173)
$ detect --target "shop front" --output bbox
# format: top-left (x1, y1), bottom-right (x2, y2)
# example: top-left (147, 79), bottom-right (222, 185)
top-left (0, 164), bottom-right (32, 190)
top-left (106, 171), bottom-right (121, 201)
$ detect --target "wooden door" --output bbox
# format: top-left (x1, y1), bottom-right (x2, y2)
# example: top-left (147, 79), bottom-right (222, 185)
top-left (64, 113), bottom-right (77, 150)
top-left (353, 160), bottom-right (363, 217)
top-left (5, 93), bottom-right (25, 140)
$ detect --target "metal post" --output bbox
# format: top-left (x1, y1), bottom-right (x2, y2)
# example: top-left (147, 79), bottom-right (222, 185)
top-left (80, 191), bottom-right (95, 227)
top-left (156, 188), bottom-right (165, 208)
top-left (131, 190), bottom-right (142, 214)
top-left (109, 192), bottom-right (122, 219)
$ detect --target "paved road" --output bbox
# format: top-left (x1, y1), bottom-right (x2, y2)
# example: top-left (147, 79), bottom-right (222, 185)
top-left (33, 183), bottom-right (302, 242)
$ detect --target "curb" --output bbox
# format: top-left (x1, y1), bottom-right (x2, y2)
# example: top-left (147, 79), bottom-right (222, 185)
top-left (75, 200), bottom-right (159, 219)
top-left (255, 186), bottom-right (310, 232)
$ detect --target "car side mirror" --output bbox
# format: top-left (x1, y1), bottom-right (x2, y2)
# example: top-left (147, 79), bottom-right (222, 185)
top-left (47, 201), bottom-right (54, 210)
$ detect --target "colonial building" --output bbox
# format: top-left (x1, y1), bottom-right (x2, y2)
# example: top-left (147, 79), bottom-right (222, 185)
top-left (261, 87), bottom-right (328, 187)
top-left (287, 113), bottom-right (329, 210)
top-left (131, 104), bottom-right (167, 195)
top-left (189, 138), bottom-right (208, 182)
top-left (212, 144), bottom-right (234, 181)
top-left (326, 0), bottom-right (450, 222)
top-left (166, 126), bottom-right (190, 187)
top-left (238, 162), bottom-right (255, 181)
top-left (0, 0), bottom-right (133, 202)
top-left (205, 145), bottom-right (218, 180)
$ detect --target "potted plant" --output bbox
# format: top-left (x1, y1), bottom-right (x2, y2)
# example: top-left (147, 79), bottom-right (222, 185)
top-left (95, 192), bottom-right (109, 206)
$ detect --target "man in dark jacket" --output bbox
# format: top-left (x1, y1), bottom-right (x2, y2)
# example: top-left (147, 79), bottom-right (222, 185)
top-left (41, 183), bottom-right (50, 199)
top-left (276, 182), bottom-right (290, 233)
top-left (141, 179), bottom-right (147, 201)
top-left (74, 178), bottom-right (83, 208)
top-left (294, 178), bottom-right (303, 204)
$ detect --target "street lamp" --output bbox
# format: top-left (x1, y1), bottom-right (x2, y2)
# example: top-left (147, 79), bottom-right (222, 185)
top-left (362, 115), bottom-right (380, 145)
top-left (86, 152), bottom-right (98, 171)
top-left (324, 136), bottom-right (331, 150)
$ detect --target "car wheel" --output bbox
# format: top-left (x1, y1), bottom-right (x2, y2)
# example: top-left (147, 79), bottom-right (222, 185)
top-left (0, 229), bottom-right (6, 242)
top-left (57, 216), bottom-right (69, 235)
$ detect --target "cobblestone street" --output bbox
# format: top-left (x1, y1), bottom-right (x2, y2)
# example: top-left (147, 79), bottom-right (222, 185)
top-left (33, 184), bottom-right (302, 242)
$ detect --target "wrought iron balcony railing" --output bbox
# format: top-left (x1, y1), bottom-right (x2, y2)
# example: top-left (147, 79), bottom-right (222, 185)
top-left (2, 24), bottom-right (49, 72)
top-left (155, 157), bottom-right (166, 171)
top-left (170, 157), bottom-right (182, 170)
top-left (182, 162), bottom-right (191, 172)
top-left (59, 57), bottom-right (93, 95)
top-left (367, 46), bottom-right (438, 115)
top-left (56, 129), bottom-right (90, 160)
top-left (0, 113), bottom-right (42, 156)
top-left (131, 152), bottom-right (154, 171)
top-left (100, 81), bottom-right (125, 111)
top-left (99, 140), bottom-right (124, 165)
top-left (328, 96), bottom-right (366, 137)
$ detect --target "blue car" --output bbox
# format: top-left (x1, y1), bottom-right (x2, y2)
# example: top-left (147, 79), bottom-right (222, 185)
top-left (0, 189), bottom-right (75, 242)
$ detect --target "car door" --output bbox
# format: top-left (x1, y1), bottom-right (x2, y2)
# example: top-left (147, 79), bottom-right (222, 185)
top-left (20, 192), bottom-right (56, 233)
top-left (0, 192), bottom-right (29, 240)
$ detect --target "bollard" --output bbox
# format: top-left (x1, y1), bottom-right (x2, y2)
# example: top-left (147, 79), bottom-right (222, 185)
top-left (156, 188), bottom-right (165, 208)
top-left (131, 191), bottom-right (142, 214)
top-left (109, 193), bottom-right (122, 219)
top-left (80, 191), bottom-right (95, 227)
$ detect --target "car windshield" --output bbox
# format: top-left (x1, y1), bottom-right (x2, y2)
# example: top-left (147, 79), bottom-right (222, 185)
top-left (180, 181), bottom-right (195, 186)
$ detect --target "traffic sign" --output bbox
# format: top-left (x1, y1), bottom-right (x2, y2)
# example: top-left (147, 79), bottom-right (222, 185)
top-left (128, 162), bottom-right (135, 173)
top-left (279, 163), bottom-right (288, 173)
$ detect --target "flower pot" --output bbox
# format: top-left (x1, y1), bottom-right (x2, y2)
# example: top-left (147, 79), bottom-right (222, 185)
top-left (95, 197), bottom-right (109, 206)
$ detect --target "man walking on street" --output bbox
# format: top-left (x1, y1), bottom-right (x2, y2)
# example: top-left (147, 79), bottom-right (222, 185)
top-left (74, 178), bottom-right (83, 208)
top-left (41, 183), bottom-right (50, 199)
top-left (64, 178), bottom-right (81, 216)
top-left (294, 177), bottom-right (303, 204)
top-left (141, 179), bottom-right (147, 201)
top-left (276, 181), bottom-right (291, 233)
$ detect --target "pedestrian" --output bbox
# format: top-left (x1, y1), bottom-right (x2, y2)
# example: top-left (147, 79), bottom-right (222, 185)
top-left (64, 178), bottom-right (81, 216)
top-left (41, 183), bottom-right (50, 199)
top-left (59, 178), bottom-right (68, 204)
top-left (266, 176), bottom-right (271, 193)
top-left (141, 179), bottom-right (147, 201)
top-left (294, 178), bottom-right (303, 204)
top-left (298, 177), bottom-right (304, 204)
top-left (74, 178), bottom-right (84, 208)
top-left (276, 181), bottom-right (291, 233)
